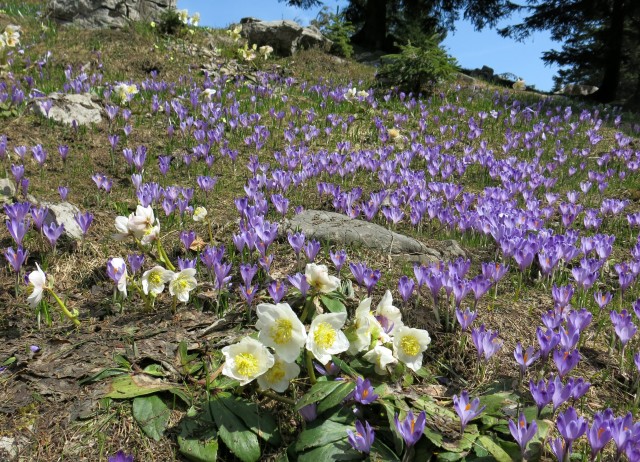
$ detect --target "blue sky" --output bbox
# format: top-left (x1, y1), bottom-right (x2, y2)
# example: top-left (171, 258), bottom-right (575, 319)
top-left (178, 0), bottom-right (561, 92)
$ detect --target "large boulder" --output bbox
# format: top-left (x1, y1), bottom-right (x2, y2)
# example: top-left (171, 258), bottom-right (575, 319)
top-left (31, 93), bottom-right (102, 126)
top-left (286, 210), bottom-right (465, 265)
top-left (555, 83), bottom-right (599, 96)
top-left (46, 0), bottom-right (176, 29)
top-left (239, 17), bottom-right (332, 57)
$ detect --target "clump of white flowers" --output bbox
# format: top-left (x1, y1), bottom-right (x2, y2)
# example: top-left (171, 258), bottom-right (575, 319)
top-left (220, 264), bottom-right (432, 392)
top-left (0, 24), bottom-right (21, 51)
top-left (113, 82), bottom-right (139, 104)
top-left (176, 9), bottom-right (200, 26)
top-left (227, 25), bottom-right (242, 43)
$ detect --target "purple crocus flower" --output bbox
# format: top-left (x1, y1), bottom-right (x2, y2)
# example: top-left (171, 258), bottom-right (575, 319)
top-left (299, 403), bottom-right (317, 422)
top-left (58, 145), bottom-right (69, 163)
top-left (553, 348), bottom-right (580, 378)
top-left (529, 379), bottom-right (554, 417)
top-left (551, 375), bottom-right (573, 412)
top-left (398, 276), bottom-right (415, 304)
top-left (287, 232), bottom-right (305, 256)
top-left (31, 206), bottom-right (48, 231)
top-left (363, 268), bottom-right (381, 296)
top-left (31, 144), bottom-right (47, 167)
top-left (288, 272), bottom-right (310, 297)
top-left (108, 451), bottom-right (134, 462)
top-left (213, 261), bottom-right (232, 290)
top-left (177, 257), bottom-right (196, 271)
top-left (549, 437), bottom-right (569, 462)
top-left (455, 308), bottom-right (476, 332)
top-left (330, 249), bottom-right (347, 271)
top-left (42, 222), bottom-right (64, 249)
top-left (353, 377), bottom-right (378, 405)
top-left (304, 239), bottom-right (321, 261)
top-left (508, 412), bottom-right (538, 454)
top-left (611, 412), bottom-right (636, 458)
top-left (536, 327), bottom-right (561, 360)
top-left (6, 218), bottom-right (28, 246)
top-left (4, 246), bottom-right (28, 273)
top-left (127, 254), bottom-right (144, 274)
top-left (394, 410), bottom-right (426, 446)
top-left (514, 342), bottom-right (539, 375)
top-left (74, 211), bottom-right (93, 236)
top-left (349, 262), bottom-right (367, 286)
top-left (239, 263), bottom-right (258, 288)
top-left (347, 420), bottom-right (374, 454)
top-left (180, 230), bottom-right (196, 250)
top-left (587, 410), bottom-right (613, 460)
top-left (452, 390), bottom-right (485, 432)
top-left (267, 279), bottom-right (287, 303)
top-left (610, 310), bottom-right (637, 346)
top-left (58, 186), bottom-right (69, 200)
top-left (557, 407), bottom-right (587, 449)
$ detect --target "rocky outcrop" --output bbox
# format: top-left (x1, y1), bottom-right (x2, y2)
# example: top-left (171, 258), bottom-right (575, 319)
top-left (555, 84), bottom-right (599, 96)
top-left (239, 17), bottom-right (332, 57)
top-left (285, 210), bottom-right (465, 265)
top-left (31, 93), bottom-right (102, 126)
top-left (46, 0), bottom-right (176, 29)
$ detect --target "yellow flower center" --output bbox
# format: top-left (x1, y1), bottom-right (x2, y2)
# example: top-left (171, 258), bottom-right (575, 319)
top-left (400, 335), bottom-right (421, 356)
top-left (149, 272), bottom-right (162, 284)
top-left (264, 362), bottom-right (286, 384)
top-left (235, 353), bottom-right (259, 377)
top-left (177, 279), bottom-right (189, 291)
top-left (314, 322), bottom-right (336, 349)
top-left (271, 318), bottom-right (294, 345)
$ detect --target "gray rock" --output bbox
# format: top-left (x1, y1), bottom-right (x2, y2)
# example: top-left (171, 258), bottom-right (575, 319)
top-left (0, 178), bottom-right (16, 202)
top-left (47, 0), bottom-right (176, 29)
top-left (239, 18), bottom-right (332, 56)
top-left (32, 93), bottom-right (102, 126)
top-left (286, 210), bottom-right (464, 265)
top-left (39, 201), bottom-right (84, 240)
top-left (555, 84), bottom-right (599, 96)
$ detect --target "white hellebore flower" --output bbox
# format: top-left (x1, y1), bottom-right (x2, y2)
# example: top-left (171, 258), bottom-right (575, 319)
top-left (392, 326), bottom-right (431, 371)
top-left (257, 355), bottom-right (300, 393)
top-left (222, 337), bottom-right (274, 385)
top-left (114, 83), bottom-right (138, 104)
top-left (307, 312), bottom-right (349, 364)
top-left (356, 89), bottom-right (369, 98)
top-left (344, 87), bottom-right (357, 101)
top-left (169, 268), bottom-right (197, 303)
top-left (27, 263), bottom-right (47, 308)
top-left (191, 12), bottom-right (200, 26)
top-left (256, 302), bottom-right (307, 362)
top-left (201, 88), bottom-right (216, 100)
top-left (374, 290), bottom-right (403, 335)
top-left (305, 263), bottom-right (340, 294)
top-left (177, 9), bottom-right (189, 24)
top-left (347, 298), bottom-right (385, 355)
top-left (363, 345), bottom-right (397, 375)
top-left (259, 45), bottom-right (273, 59)
top-left (141, 266), bottom-right (174, 296)
top-left (113, 213), bottom-right (134, 241)
top-left (192, 206), bottom-right (208, 222)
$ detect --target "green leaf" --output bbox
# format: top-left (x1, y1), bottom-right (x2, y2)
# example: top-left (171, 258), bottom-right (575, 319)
top-left (294, 418), bottom-right (353, 452)
top-left (295, 380), bottom-right (343, 411)
top-left (132, 395), bottom-right (170, 441)
top-left (79, 367), bottom-right (128, 385)
top-left (104, 374), bottom-right (178, 399)
top-left (297, 438), bottom-right (361, 461)
top-left (479, 392), bottom-right (517, 416)
top-left (476, 435), bottom-right (512, 462)
top-left (208, 396), bottom-right (260, 462)
top-left (143, 364), bottom-right (166, 377)
top-left (177, 413), bottom-right (219, 462)
top-left (320, 295), bottom-right (346, 313)
top-left (436, 451), bottom-right (465, 461)
top-left (380, 398), bottom-right (404, 454)
top-left (331, 356), bottom-right (358, 377)
top-left (441, 424), bottom-right (478, 453)
top-left (370, 439), bottom-right (401, 461)
top-left (317, 381), bottom-right (355, 414)
top-left (219, 394), bottom-right (281, 446)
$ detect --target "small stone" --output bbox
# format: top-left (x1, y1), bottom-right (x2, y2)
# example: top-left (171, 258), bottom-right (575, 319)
top-left (31, 93), bottom-right (102, 126)
top-left (0, 178), bottom-right (16, 202)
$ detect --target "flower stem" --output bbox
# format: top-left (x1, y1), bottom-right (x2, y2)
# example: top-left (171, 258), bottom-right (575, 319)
top-left (47, 288), bottom-right (80, 327)
top-left (306, 350), bottom-right (317, 385)
top-left (260, 389), bottom-right (296, 406)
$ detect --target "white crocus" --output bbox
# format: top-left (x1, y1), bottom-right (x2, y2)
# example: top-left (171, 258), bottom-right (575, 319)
top-left (307, 312), bottom-right (349, 364)
top-left (363, 345), bottom-right (397, 375)
top-left (256, 303), bottom-right (307, 362)
top-left (392, 326), bottom-right (431, 371)
top-left (374, 290), bottom-right (403, 335)
top-left (257, 355), bottom-right (300, 393)
top-left (110, 257), bottom-right (128, 297)
top-left (169, 268), bottom-right (197, 303)
top-left (192, 206), bottom-right (208, 222)
top-left (27, 263), bottom-right (47, 308)
top-left (305, 263), bottom-right (340, 294)
top-left (141, 266), bottom-right (174, 296)
top-left (222, 337), bottom-right (274, 385)
top-left (347, 298), bottom-right (384, 355)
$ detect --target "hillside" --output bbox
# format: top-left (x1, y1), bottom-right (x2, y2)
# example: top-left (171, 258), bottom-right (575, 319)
top-left (1, 1), bottom-right (640, 461)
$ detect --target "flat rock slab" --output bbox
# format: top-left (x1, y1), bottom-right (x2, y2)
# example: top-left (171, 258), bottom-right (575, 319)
top-left (286, 210), bottom-right (465, 264)
top-left (32, 93), bottom-right (102, 126)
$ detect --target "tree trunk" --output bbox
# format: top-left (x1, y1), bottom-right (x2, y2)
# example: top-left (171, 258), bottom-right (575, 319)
top-left (592, 0), bottom-right (626, 103)
top-left (351, 0), bottom-right (388, 50)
